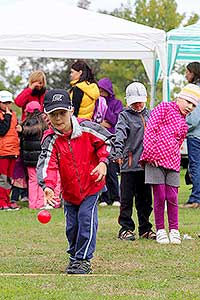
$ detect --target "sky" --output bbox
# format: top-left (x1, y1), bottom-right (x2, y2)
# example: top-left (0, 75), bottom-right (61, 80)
top-left (1, 0), bottom-right (199, 15)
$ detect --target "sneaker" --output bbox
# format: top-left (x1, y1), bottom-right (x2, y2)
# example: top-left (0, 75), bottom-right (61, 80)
top-left (67, 260), bottom-right (92, 274)
top-left (99, 202), bottom-right (108, 207)
top-left (118, 229), bottom-right (136, 241)
top-left (156, 229), bottom-right (169, 244)
top-left (179, 202), bottom-right (200, 209)
top-left (0, 206), bottom-right (12, 211)
top-left (43, 204), bottom-right (54, 210)
top-left (65, 258), bottom-right (76, 273)
top-left (10, 202), bottom-right (21, 210)
top-left (112, 201), bottom-right (120, 207)
top-left (169, 229), bottom-right (181, 244)
top-left (20, 197), bottom-right (29, 202)
top-left (139, 230), bottom-right (156, 240)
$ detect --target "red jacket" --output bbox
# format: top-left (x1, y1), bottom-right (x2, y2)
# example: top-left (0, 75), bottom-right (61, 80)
top-left (15, 88), bottom-right (46, 121)
top-left (37, 117), bottom-right (112, 205)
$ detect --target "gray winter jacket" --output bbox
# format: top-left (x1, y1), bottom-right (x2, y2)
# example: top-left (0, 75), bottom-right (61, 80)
top-left (112, 107), bottom-right (150, 172)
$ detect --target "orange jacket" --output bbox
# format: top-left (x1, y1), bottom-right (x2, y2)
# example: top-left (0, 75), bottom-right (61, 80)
top-left (0, 110), bottom-right (20, 157)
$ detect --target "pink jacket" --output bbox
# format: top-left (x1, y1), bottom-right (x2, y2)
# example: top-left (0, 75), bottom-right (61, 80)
top-left (140, 101), bottom-right (188, 172)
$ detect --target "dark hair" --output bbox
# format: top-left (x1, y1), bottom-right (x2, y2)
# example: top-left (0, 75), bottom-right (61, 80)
top-left (22, 110), bottom-right (48, 139)
top-left (71, 60), bottom-right (96, 84)
top-left (186, 62), bottom-right (200, 83)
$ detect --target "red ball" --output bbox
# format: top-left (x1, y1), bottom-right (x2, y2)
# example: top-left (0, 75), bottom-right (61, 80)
top-left (37, 210), bottom-right (51, 224)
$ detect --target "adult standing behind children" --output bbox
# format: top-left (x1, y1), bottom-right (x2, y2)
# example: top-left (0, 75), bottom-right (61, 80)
top-left (140, 84), bottom-right (200, 244)
top-left (112, 82), bottom-right (155, 241)
top-left (15, 70), bottom-right (47, 121)
top-left (180, 62), bottom-right (200, 208)
top-left (37, 89), bottom-right (112, 274)
top-left (69, 60), bottom-right (100, 119)
top-left (98, 77), bottom-right (123, 206)
top-left (0, 91), bottom-right (20, 210)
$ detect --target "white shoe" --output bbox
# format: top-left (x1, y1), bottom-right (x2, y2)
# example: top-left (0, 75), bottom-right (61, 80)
top-left (99, 202), bottom-right (108, 207)
top-left (169, 229), bottom-right (181, 244)
top-left (156, 229), bottom-right (169, 244)
top-left (112, 201), bottom-right (120, 207)
top-left (43, 204), bottom-right (54, 210)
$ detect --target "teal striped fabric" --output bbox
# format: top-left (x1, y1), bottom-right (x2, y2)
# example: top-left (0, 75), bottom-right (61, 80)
top-left (167, 22), bottom-right (200, 101)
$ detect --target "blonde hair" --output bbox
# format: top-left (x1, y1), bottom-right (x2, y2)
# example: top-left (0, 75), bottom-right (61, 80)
top-left (28, 70), bottom-right (46, 87)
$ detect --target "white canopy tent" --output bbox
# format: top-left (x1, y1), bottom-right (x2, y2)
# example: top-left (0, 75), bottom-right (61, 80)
top-left (0, 0), bottom-right (167, 105)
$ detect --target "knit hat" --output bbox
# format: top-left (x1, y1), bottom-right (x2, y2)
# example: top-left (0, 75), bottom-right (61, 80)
top-left (25, 101), bottom-right (42, 113)
top-left (0, 90), bottom-right (14, 103)
top-left (179, 83), bottom-right (200, 106)
top-left (125, 82), bottom-right (147, 106)
top-left (44, 89), bottom-right (73, 114)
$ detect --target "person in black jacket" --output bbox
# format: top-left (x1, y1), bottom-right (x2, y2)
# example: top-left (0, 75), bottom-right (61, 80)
top-left (20, 101), bottom-right (48, 209)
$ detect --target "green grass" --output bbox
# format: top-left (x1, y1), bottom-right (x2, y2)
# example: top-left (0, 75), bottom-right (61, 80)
top-left (0, 169), bottom-right (199, 300)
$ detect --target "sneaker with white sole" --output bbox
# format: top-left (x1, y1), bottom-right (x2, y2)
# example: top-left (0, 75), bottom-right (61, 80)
top-left (156, 229), bottom-right (169, 244)
top-left (169, 229), bottom-right (181, 244)
top-left (99, 202), bottom-right (108, 207)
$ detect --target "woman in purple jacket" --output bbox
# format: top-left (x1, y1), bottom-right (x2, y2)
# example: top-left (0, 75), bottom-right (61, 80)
top-left (98, 77), bottom-right (123, 206)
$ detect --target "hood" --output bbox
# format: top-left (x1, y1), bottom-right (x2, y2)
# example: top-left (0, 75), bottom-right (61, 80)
top-left (98, 78), bottom-right (114, 96)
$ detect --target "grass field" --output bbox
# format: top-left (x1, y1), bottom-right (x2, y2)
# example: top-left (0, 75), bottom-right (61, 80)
top-left (0, 170), bottom-right (199, 300)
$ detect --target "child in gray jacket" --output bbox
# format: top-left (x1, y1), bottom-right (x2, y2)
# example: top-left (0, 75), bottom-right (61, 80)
top-left (112, 82), bottom-right (155, 241)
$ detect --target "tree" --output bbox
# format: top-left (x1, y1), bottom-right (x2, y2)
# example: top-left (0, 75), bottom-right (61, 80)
top-left (134, 0), bottom-right (184, 32)
top-left (18, 57), bottom-right (101, 90)
top-left (0, 59), bottom-right (23, 95)
top-left (77, 0), bottom-right (91, 9)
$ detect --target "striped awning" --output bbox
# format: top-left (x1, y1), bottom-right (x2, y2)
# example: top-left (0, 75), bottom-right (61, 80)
top-left (166, 22), bottom-right (200, 101)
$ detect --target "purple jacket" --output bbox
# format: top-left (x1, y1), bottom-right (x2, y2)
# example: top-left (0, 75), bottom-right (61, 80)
top-left (98, 78), bottom-right (123, 133)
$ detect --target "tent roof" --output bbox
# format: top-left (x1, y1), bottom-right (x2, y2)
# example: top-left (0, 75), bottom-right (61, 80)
top-left (0, 0), bottom-right (166, 65)
top-left (167, 22), bottom-right (200, 61)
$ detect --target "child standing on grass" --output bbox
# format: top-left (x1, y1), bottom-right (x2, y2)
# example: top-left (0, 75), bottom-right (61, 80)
top-left (0, 91), bottom-right (20, 210)
top-left (20, 101), bottom-right (49, 209)
top-left (36, 89), bottom-right (111, 275)
top-left (113, 82), bottom-right (155, 241)
top-left (140, 84), bottom-right (200, 244)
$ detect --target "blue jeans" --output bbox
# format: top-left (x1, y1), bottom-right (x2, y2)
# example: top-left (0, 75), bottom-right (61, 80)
top-left (64, 193), bottom-right (99, 261)
top-left (187, 137), bottom-right (200, 204)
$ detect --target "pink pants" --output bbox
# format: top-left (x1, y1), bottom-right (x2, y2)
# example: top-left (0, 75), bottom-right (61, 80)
top-left (153, 184), bottom-right (178, 231)
top-left (27, 167), bottom-right (61, 209)
top-left (0, 158), bottom-right (16, 207)
top-left (27, 167), bottom-right (44, 209)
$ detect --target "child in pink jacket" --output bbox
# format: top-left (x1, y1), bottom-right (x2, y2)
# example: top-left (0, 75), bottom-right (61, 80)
top-left (140, 84), bottom-right (200, 244)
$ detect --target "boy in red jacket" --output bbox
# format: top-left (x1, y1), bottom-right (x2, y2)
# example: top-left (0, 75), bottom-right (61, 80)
top-left (37, 89), bottom-right (111, 274)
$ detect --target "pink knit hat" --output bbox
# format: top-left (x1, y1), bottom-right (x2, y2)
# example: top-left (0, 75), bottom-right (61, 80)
top-left (179, 84), bottom-right (200, 106)
top-left (25, 101), bottom-right (42, 113)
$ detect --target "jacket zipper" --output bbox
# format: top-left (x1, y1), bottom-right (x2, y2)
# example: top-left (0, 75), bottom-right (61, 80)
top-left (67, 139), bottom-right (83, 196)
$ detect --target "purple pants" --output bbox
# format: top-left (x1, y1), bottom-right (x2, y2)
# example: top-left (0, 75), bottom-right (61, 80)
top-left (153, 184), bottom-right (178, 231)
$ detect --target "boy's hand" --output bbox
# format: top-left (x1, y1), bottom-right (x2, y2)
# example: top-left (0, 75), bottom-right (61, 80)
top-left (115, 158), bottom-right (123, 166)
top-left (100, 120), bottom-right (111, 129)
top-left (44, 187), bottom-right (56, 207)
top-left (91, 162), bottom-right (107, 182)
top-left (5, 106), bottom-right (12, 115)
top-left (16, 124), bottom-right (22, 132)
top-left (149, 161), bottom-right (158, 167)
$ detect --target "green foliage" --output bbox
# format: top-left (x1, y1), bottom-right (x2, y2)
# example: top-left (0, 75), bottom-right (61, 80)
top-left (134, 0), bottom-right (184, 31)
top-left (0, 59), bottom-right (23, 95)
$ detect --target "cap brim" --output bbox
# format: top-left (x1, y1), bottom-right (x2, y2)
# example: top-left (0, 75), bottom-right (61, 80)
top-left (44, 106), bottom-right (73, 114)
